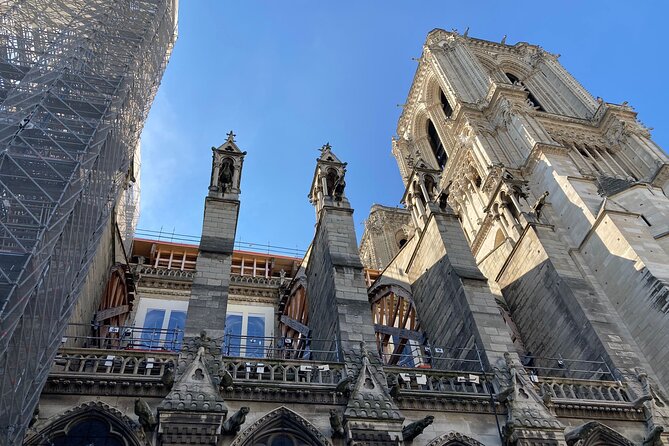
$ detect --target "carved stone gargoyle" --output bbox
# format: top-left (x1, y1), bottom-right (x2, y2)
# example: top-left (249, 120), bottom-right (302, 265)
top-left (134, 398), bottom-right (157, 431)
top-left (402, 415), bottom-right (434, 442)
top-left (329, 409), bottom-right (345, 438)
top-left (222, 407), bottom-right (249, 435)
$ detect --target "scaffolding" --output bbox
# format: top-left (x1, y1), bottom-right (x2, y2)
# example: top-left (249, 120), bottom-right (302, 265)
top-left (0, 1), bottom-right (177, 443)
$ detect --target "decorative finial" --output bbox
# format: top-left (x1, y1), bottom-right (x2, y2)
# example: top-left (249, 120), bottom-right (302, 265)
top-left (320, 142), bottom-right (332, 152)
top-left (226, 130), bottom-right (236, 142)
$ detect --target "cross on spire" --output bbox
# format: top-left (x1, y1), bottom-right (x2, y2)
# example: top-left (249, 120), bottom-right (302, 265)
top-left (320, 142), bottom-right (332, 152)
top-left (226, 130), bottom-right (236, 142)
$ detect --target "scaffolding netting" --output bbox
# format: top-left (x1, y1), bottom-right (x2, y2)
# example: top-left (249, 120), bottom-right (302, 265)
top-left (0, 0), bottom-right (177, 442)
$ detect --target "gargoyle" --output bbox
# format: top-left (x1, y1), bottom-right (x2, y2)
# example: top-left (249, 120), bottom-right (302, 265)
top-left (329, 409), bottom-right (345, 438)
top-left (222, 407), bottom-right (249, 435)
top-left (402, 415), bottom-right (434, 442)
top-left (134, 398), bottom-right (157, 431)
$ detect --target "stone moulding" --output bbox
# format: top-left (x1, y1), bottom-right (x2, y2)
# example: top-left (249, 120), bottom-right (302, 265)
top-left (425, 431), bottom-right (486, 446)
top-left (25, 401), bottom-right (147, 446)
top-left (229, 406), bottom-right (333, 446)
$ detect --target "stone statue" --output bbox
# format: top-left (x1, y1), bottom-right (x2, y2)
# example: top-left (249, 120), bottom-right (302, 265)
top-left (161, 362), bottom-right (175, 388)
top-left (222, 406), bottom-right (249, 434)
top-left (134, 398), bottom-right (157, 431)
top-left (219, 369), bottom-right (234, 389)
top-left (532, 191), bottom-right (549, 219)
top-left (402, 415), bottom-right (434, 441)
top-left (335, 376), bottom-right (352, 396)
top-left (219, 158), bottom-right (234, 193)
top-left (333, 175), bottom-right (346, 201)
top-left (329, 409), bottom-right (345, 438)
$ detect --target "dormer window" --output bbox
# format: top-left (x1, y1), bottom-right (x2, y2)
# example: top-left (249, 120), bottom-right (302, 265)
top-left (440, 89), bottom-right (453, 118)
top-left (427, 119), bottom-right (448, 169)
top-left (505, 72), bottom-right (545, 112)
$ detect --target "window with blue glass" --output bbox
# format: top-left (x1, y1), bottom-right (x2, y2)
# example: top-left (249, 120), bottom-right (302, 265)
top-left (223, 313), bottom-right (243, 356)
top-left (246, 314), bottom-right (266, 358)
top-left (166, 310), bottom-right (186, 350)
top-left (141, 309), bottom-right (165, 349)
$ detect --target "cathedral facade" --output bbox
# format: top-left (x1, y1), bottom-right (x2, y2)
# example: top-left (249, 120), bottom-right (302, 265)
top-left (26, 29), bottom-right (669, 446)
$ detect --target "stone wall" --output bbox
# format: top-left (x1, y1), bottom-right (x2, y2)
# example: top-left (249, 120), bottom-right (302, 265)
top-left (185, 197), bottom-right (239, 340)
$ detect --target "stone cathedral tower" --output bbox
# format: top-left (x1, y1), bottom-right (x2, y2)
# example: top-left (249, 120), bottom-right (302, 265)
top-left (28, 29), bottom-right (669, 446)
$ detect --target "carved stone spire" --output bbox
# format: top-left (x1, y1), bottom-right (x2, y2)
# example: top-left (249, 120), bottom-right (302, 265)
top-left (309, 143), bottom-right (349, 218)
top-left (209, 130), bottom-right (246, 199)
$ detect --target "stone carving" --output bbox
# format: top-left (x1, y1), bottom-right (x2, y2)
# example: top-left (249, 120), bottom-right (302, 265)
top-left (425, 432), bottom-right (485, 446)
top-left (402, 415), bottom-right (434, 442)
top-left (344, 342), bottom-right (403, 421)
top-left (635, 369), bottom-right (669, 445)
top-left (161, 362), bottom-right (175, 389)
top-left (229, 406), bottom-right (332, 446)
top-left (134, 398), bottom-right (156, 431)
top-left (329, 409), bottom-right (345, 438)
top-left (219, 157), bottom-right (234, 193)
top-left (333, 174), bottom-right (346, 201)
top-left (565, 421), bottom-right (634, 446)
top-left (531, 191), bottom-right (549, 219)
top-left (160, 345), bottom-right (226, 413)
top-left (496, 352), bottom-right (563, 443)
top-left (222, 406), bottom-right (249, 435)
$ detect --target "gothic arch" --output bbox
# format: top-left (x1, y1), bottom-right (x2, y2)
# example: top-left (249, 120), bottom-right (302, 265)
top-left (425, 431), bottom-right (486, 446)
top-left (230, 406), bottom-right (332, 446)
top-left (25, 401), bottom-right (147, 446)
top-left (424, 73), bottom-right (455, 119)
top-left (564, 421), bottom-right (635, 446)
top-left (496, 55), bottom-right (532, 81)
top-left (469, 49), bottom-right (507, 84)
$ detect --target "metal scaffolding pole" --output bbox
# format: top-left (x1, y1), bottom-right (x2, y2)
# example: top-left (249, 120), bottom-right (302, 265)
top-left (0, 1), bottom-right (177, 443)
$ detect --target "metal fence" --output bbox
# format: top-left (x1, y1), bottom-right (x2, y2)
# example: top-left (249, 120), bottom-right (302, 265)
top-left (61, 322), bottom-right (184, 352)
top-left (222, 334), bottom-right (340, 361)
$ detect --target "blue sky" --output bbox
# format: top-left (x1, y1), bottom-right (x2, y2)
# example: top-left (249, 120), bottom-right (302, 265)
top-left (138, 1), bottom-right (669, 252)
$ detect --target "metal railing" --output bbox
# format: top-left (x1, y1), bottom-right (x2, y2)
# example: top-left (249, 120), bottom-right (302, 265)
top-left (135, 228), bottom-right (306, 258)
top-left (521, 355), bottom-right (616, 381)
top-left (222, 334), bottom-right (340, 361)
top-left (381, 344), bottom-right (484, 373)
top-left (61, 323), bottom-right (184, 352)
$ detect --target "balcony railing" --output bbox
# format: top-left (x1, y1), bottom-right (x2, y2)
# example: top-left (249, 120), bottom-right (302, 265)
top-left (381, 344), bottom-right (485, 372)
top-left (522, 355), bottom-right (616, 381)
top-left (222, 334), bottom-right (340, 361)
top-left (135, 264), bottom-right (195, 279)
top-left (384, 367), bottom-right (492, 396)
top-left (62, 323), bottom-right (184, 352)
top-left (537, 377), bottom-right (630, 403)
top-left (222, 357), bottom-right (346, 387)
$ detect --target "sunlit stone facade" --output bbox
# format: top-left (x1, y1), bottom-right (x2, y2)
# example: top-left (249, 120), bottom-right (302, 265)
top-left (28, 29), bottom-right (669, 446)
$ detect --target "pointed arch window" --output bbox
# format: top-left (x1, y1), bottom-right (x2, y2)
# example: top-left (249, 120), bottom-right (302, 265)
top-left (427, 119), bottom-right (448, 169)
top-left (505, 72), bottom-right (545, 112)
top-left (440, 89), bottom-right (453, 118)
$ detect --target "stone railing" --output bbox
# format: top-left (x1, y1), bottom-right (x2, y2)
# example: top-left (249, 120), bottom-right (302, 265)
top-left (384, 367), bottom-right (492, 396)
top-left (45, 347), bottom-right (178, 397)
top-left (135, 264), bottom-right (195, 280)
top-left (222, 357), bottom-right (345, 387)
top-left (230, 274), bottom-right (283, 287)
top-left (537, 377), bottom-right (630, 403)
